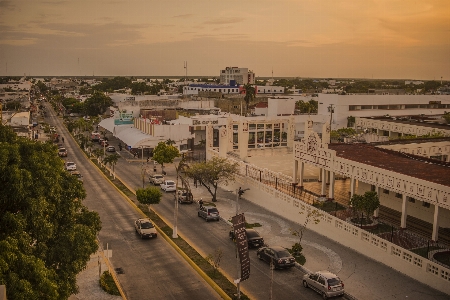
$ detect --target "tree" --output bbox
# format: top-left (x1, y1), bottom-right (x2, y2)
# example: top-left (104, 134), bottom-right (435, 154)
top-left (349, 191), bottom-right (380, 223)
top-left (185, 156), bottom-right (239, 202)
top-left (136, 186), bottom-right (162, 207)
top-left (103, 153), bottom-right (120, 178)
top-left (152, 141), bottom-right (179, 174)
top-left (243, 83), bottom-right (255, 111)
top-left (84, 91), bottom-right (113, 116)
top-left (0, 124), bottom-right (101, 300)
top-left (289, 209), bottom-right (322, 256)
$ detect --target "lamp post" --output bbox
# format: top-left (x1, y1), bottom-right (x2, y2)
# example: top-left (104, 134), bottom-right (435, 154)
top-left (235, 187), bottom-right (249, 300)
top-left (328, 104), bottom-right (334, 144)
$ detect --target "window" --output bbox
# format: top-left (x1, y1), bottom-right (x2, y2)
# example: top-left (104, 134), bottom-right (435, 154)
top-left (408, 197), bottom-right (415, 203)
top-left (383, 189), bottom-right (389, 194)
top-left (395, 193), bottom-right (402, 198)
top-left (422, 202), bottom-right (430, 208)
top-left (371, 185), bottom-right (376, 192)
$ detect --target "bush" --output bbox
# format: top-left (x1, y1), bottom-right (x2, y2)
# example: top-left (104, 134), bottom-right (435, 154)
top-left (99, 271), bottom-right (120, 296)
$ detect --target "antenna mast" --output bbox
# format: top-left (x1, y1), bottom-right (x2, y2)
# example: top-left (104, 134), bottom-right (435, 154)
top-left (184, 61), bottom-right (187, 84)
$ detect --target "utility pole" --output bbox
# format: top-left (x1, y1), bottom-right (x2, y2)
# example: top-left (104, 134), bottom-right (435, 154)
top-left (235, 187), bottom-right (249, 299)
top-left (328, 104), bottom-right (334, 144)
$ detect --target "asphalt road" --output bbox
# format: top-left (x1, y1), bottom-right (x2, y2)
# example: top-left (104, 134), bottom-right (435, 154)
top-left (108, 138), bottom-right (341, 300)
top-left (44, 104), bottom-right (221, 300)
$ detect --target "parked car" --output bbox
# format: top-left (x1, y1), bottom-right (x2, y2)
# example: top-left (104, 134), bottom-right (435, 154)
top-left (177, 189), bottom-right (193, 204)
top-left (70, 171), bottom-right (83, 182)
top-left (229, 228), bottom-right (264, 248)
top-left (256, 246), bottom-right (296, 269)
top-left (160, 180), bottom-right (176, 192)
top-left (134, 218), bottom-right (157, 239)
top-left (65, 162), bottom-right (77, 171)
top-left (106, 146), bottom-right (115, 152)
top-left (198, 206), bottom-right (220, 222)
top-left (302, 271), bottom-right (344, 299)
top-left (149, 174), bottom-right (164, 185)
top-left (58, 147), bottom-right (68, 157)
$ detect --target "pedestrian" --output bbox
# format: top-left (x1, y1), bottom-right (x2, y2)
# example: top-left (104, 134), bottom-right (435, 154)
top-left (133, 151), bottom-right (137, 158)
top-left (194, 178), bottom-right (198, 188)
top-left (199, 198), bottom-right (203, 209)
top-left (147, 157), bottom-right (149, 163)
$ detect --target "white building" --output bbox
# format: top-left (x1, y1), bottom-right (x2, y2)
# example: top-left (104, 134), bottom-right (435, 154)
top-left (220, 67), bottom-right (255, 85)
top-left (317, 94), bottom-right (450, 130)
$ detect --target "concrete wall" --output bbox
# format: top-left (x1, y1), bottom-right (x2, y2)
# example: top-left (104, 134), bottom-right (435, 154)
top-left (211, 150), bottom-right (450, 294)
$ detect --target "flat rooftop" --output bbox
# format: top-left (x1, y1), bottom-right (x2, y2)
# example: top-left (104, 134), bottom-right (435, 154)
top-left (361, 116), bottom-right (450, 131)
top-left (329, 143), bottom-right (450, 187)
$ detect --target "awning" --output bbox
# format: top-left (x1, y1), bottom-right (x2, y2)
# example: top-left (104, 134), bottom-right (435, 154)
top-left (99, 118), bottom-right (163, 148)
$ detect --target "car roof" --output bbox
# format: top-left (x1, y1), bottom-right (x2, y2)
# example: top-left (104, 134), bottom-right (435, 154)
top-left (316, 271), bottom-right (339, 279)
top-left (268, 245), bottom-right (288, 252)
top-left (66, 161), bottom-right (75, 164)
top-left (59, 148), bottom-right (66, 151)
top-left (165, 180), bottom-right (174, 183)
top-left (137, 218), bottom-right (152, 223)
top-left (153, 174), bottom-right (163, 177)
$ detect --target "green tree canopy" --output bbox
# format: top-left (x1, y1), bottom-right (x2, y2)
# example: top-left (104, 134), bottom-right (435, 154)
top-left (152, 142), bottom-right (179, 171)
top-left (243, 84), bottom-right (255, 111)
top-left (349, 191), bottom-right (380, 222)
top-left (185, 156), bottom-right (239, 202)
top-left (84, 91), bottom-right (113, 116)
top-left (0, 124), bottom-right (101, 300)
top-left (136, 187), bottom-right (162, 206)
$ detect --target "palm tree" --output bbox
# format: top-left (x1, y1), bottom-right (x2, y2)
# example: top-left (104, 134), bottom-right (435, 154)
top-left (243, 83), bottom-right (255, 111)
top-left (166, 139), bottom-right (176, 146)
top-left (104, 153), bottom-right (120, 178)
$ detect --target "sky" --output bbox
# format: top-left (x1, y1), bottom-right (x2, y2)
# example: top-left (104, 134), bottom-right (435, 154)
top-left (0, 0), bottom-right (449, 80)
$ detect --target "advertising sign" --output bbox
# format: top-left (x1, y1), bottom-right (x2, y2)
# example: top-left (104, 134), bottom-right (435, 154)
top-left (232, 213), bottom-right (250, 281)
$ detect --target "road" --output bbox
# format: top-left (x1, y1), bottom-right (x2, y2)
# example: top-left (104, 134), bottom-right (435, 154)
top-left (44, 104), bottom-right (221, 300)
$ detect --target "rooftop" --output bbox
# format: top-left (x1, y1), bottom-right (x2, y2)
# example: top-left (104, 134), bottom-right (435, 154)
top-left (328, 143), bottom-right (450, 187)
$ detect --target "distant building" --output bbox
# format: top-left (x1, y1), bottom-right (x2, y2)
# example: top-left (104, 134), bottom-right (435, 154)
top-left (220, 67), bottom-right (255, 85)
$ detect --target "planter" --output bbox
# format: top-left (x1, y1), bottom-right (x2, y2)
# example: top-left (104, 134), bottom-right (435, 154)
top-left (346, 217), bottom-right (379, 230)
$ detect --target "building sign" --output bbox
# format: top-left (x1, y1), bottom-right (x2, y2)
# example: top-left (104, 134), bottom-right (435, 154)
top-left (429, 101), bottom-right (441, 104)
top-left (192, 119), bottom-right (219, 125)
top-left (125, 96), bottom-right (135, 101)
top-left (114, 111), bottom-right (134, 125)
top-left (232, 213), bottom-right (250, 281)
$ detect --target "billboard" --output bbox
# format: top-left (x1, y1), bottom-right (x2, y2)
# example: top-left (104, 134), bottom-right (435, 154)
top-left (232, 213), bottom-right (250, 281)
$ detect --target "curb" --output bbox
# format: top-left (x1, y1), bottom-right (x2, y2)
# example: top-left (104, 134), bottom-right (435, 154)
top-left (85, 158), bottom-right (231, 300)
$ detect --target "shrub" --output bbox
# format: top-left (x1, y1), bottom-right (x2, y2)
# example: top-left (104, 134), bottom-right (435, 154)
top-left (99, 271), bottom-right (120, 296)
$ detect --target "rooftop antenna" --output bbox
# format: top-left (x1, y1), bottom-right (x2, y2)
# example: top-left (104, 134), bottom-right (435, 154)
top-left (184, 61), bottom-right (187, 84)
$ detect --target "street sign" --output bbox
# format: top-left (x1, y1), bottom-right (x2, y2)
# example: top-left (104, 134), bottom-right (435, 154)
top-left (232, 213), bottom-right (250, 281)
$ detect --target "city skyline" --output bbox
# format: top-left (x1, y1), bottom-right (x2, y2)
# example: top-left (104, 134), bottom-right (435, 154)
top-left (0, 0), bottom-right (449, 80)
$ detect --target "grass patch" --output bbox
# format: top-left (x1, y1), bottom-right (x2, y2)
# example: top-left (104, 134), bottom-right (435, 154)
top-left (313, 201), bottom-right (346, 213)
top-left (411, 246), bottom-right (442, 258)
top-left (99, 271), bottom-right (120, 296)
top-left (245, 222), bottom-right (262, 228)
top-left (367, 222), bottom-right (393, 235)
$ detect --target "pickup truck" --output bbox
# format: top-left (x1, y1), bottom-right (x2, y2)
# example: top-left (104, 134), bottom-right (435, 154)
top-left (177, 189), bottom-right (194, 204)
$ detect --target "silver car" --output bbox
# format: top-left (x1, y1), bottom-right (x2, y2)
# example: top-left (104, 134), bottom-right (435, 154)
top-left (197, 206), bottom-right (220, 222)
top-left (302, 271), bottom-right (344, 299)
top-left (149, 174), bottom-right (164, 185)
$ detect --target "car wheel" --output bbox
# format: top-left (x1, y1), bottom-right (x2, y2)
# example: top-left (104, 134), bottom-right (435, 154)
top-left (322, 292), bottom-right (328, 300)
top-left (302, 281), bottom-right (308, 288)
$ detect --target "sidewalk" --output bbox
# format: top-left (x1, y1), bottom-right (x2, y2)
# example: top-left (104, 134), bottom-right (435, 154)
top-left (69, 252), bottom-right (121, 300)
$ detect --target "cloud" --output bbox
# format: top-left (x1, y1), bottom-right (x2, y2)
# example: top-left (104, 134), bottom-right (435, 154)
top-left (173, 14), bottom-right (194, 19)
top-left (203, 17), bottom-right (242, 25)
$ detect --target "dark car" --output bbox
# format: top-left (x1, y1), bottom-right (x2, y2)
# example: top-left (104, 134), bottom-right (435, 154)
top-left (229, 228), bottom-right (265, 248)
top-left (256, 246), bottom-right (296, 269)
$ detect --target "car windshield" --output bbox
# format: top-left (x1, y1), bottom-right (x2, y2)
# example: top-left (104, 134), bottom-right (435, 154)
top-left (327, 278), bottom-right (341, 286)
top-left (59, 148), bottom-right (66, 152)
top-left (275, 250), bottom-right (291, 258)
top-left (246, 230), bottom-right (260, 238)
top-left (208, 208), bottom-right (218, 213)
top-left (155, 176), bottom-right (163, 179)
top-left (67, 162), bottom-right (75, 166)
top-left (141, 222), bottom-right (154, 229)
top-left (166, 181), bottom-right (174, 186)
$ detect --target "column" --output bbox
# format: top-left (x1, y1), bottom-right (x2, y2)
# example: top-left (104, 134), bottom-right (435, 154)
top-left (350, 177), bottom-right (356, 197)
top-left (373, 187), bottom-right (381, 218)
top-left (318, 168), bottom-right (323, 182)
top-left (400, 194), bottom-right (408, 229)
top-left (218, 126), bottom-right (228, 158)
top-left (293, 160), bottom-right (299, 183)
top-left (238, 120), bottom-right (249, 160)
top-left (432, 205), bottom-right (440, 241)
top-left (321, 168), bottom-right (327, 196)
top-left (326, 171), bottom-right (330, 185)
top-left (328, 171), bottom-right (335, 200)
top-left (298, 162), bottom-right (304, 187)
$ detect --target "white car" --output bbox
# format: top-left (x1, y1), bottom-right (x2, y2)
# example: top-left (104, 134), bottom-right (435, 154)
top-left (160, 180), bottom-right (176, 192)
top-left (134, 218), bottom-right (157, 239)
top-left (149, 174), bottom-right (164, 185)
top-left (65, 162), bottom-right (77, 171)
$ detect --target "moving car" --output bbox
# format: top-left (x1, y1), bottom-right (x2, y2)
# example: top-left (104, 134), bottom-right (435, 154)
top-left (106, 146), bottom-right (116, 152)
top-left (149, 174), bottom-right (164, 185)
top-left (302, 271), bottom-right (344, 299)
top-left (134, 218), bottom-right (157, 239)
top-left (198, 206), bottom-right (220, 222)
top-left (229, 228), bottom-right (264, 248)
top-left (160, 180), bottom-right (176, 192)
top-left (58, 147), bottom-right (68, 157)
top-left (256, 246), bottom-right (296, 269)
top-left (65, 162), bottom-right (77, 171)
